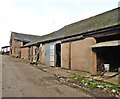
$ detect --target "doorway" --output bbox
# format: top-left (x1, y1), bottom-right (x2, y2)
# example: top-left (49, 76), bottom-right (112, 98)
top-left (55, 43), bottom-right (61, 67)
top-left (94, 46), bottom-right (120, 72)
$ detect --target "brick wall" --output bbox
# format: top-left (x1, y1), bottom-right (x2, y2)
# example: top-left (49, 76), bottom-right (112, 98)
top-left (21, 47), bottom-right (29, 60)
top-left (39, 44), bottom-right (45, 65)
top-left (29, 46), bottom-right (33, 63)
top-left (11, 39), bottom-right (23, 57)
top-left (61, 42), bottom-right (70, 69)
top-left (71, 37), bottom-right (96, 74)
top-left (61, 37), bottom-right (97, 75)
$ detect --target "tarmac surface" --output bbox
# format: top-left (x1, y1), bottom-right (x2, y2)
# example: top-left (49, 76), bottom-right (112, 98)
top-left (2, 55), bottom-right (90, 97)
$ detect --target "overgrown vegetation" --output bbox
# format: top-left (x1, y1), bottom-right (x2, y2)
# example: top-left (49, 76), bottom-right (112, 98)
top-left (68, 75), bottom-right (120, 97)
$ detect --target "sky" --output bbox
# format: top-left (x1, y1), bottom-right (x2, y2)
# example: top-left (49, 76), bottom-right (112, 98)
top-left (0, 0), bottom-right (119, 49)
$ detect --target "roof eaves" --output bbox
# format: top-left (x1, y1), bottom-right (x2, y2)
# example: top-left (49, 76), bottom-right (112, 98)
top-left (20, 7), bottom-right (120, 47)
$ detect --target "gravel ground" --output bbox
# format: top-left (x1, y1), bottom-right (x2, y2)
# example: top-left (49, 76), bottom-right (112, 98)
top-left (2, 55), bottom-right (90, 97)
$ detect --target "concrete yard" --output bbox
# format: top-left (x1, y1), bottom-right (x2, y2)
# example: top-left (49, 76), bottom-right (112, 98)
top-left (1, 55), bottom-right (90, 97)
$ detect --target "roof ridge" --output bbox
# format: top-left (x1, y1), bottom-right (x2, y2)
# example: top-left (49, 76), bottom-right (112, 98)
top-left (11, 31), bottom-right (41, 37)
top-left (63, 7), bottom-right (119, 28)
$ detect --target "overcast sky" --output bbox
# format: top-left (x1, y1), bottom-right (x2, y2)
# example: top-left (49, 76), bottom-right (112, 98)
top-left (0, 0), bottom-right (119, 49)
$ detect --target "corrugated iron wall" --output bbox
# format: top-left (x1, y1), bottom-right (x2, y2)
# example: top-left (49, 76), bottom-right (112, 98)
top-left (45, 43), bottom-right (50, 66)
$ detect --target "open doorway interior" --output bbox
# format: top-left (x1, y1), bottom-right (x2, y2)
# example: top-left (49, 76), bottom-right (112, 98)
top-left (56, 43), bottom-right (61, 67)
top-left (95, 34), bottom-right (120, 73)
top-left (95, 46), bottom-right (120, 72)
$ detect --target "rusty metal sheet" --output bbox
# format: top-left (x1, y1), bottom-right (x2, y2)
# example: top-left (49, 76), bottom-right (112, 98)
top-left (92, 40), bottom-right (120, 48)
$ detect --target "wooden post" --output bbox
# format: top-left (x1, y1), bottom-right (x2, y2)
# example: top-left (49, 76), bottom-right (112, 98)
top-left (92, 50), bottom-right (97, 75)
top-left (69, 42), bottom-right (71, 69)
top-left (118, 67), bottom-right (120, 85)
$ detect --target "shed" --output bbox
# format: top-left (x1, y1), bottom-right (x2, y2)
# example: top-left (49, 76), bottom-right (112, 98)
top-left (22, 7), bottom-right (120, 75)
top-left (10, 32), bottom-right (41, 58)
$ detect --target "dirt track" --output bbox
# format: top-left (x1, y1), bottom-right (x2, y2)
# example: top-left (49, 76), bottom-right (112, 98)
top-left (2, 55), bottom-right (89, 97)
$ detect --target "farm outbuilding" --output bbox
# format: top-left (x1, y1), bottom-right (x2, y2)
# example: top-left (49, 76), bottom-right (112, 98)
top-left (16, 7), bottom-right (120, 75)
top-left (10, 32), bottom-right (41, 58)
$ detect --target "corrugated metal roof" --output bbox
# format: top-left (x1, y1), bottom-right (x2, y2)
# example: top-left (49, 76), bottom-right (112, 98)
top-left (25, 7), bottom-right (120, 47)
top-left (91, 40), bottom-right (120, 48)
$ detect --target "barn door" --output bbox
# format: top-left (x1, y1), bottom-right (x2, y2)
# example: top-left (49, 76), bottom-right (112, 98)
top-left (50, 44), bottom-right (55, 66)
